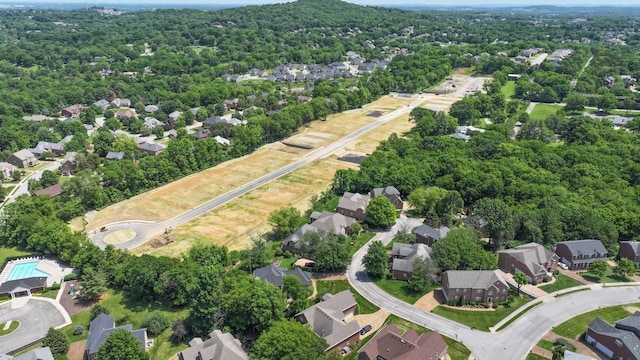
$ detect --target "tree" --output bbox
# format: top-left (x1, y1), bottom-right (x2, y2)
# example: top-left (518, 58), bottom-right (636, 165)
top-left (366, 196), bottom-right (397, 228)
top-left (564, 92), bottom-right (587, 112)
top-left (248, 235), bottom-right (273, 272)
top-left (268, 207), bottom-right (304, 239)
top-left (222, 276), bottom-right (285, 334)
top-left (250, 320), bottom-right (327, 360)
top-left (615, 258), bottom-right (636, 278)
top-left (90, 304), bottom-right (110, 321)
top-left (431, 228), bottom-right (496, 271)
top-left (153, 126), bottom-right (164, 139)
top-left (43, 327), bottom-right (69, 356)
top-left (513, 272), bottom-right (528, 295)
top-left (81, 267), bottom-right (107, 301)
top-left (301, 232), bottom-right (351, 272)
top-left (588, 260), bottom-right (608, 278)
top-left (410, 257), bottom-right (438, 292)
top-left (98, 329), bottom-right (149, 360)
top-left (40, 170), bottom-right (59, 188)
top-left (141, 311), bottom-right (170, 337)
top-left (282, 275), bottom-right (310, 317)
top-left (472, 198), bottom-right (514, 250)
top-left (362, 240), bottom-right (387, 279)
top-left (170, 319), bottom-right (188, 344)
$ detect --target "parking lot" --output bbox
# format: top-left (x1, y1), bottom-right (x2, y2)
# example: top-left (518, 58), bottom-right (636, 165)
top-left (0, 298), bottom-right (67, 354)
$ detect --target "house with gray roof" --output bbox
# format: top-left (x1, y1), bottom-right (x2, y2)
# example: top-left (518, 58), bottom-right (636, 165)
top-left (618, 241), bottom-right (640, 265)
top-left (498, 243), bottom-right (559, 283)
top-left (61, 152), bottom-right (77, 176)
top-left (253, 265), bottom-right (312, 288)
top-left (295, 290), bottom-right (360, 352)
top-left (357, 324), bottom-right (447, 360)
top-left (85, 313), bottom-right (147, 360)
top-left (370, 186), bottom-right (403, 210)
top-left (0, 277), bottom-right (47, 299)
top-left (391, 243), bottom-right (432, 281)
top-left (7, 149), bottom-right (39, 168)
top-left (0, 347), bottom-right (55, 360)
top-left (138, 142), bottom-right (165, 156)
top-left (144, 105), bottom-right (159, 113)
top-left (336, 192), bottom-right (370, 221)
top-left (178, 330), bottom-right (247, 360)
top-left (586, 312), bottom-right (640, 359)
top-left (143, 117), bottom-right (164, 129)
top-left (562, 350), bottom-right (595, 360)
top-left (281, 212), bottom-right (354, 255)
top-left (441, 270), bottom-right (509, 304)
top-left (414, 224), bottom-right (450, 246)
top-left (555, 240), bottom-right (608, 270)
top-left (105, 151), bottom-right (124, 160)
top-left (29, 135), bottom-right (74, 156)
top-left (93, 99), bottom-right (110, 110)
top-left (110, 98), bottom-right (131, 108)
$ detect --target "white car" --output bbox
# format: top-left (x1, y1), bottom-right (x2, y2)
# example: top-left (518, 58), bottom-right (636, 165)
top-left (558, 262), bottom-right (568, 270)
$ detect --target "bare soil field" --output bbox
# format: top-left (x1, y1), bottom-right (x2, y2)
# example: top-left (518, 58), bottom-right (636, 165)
top-left (74, 95), bottom-right (415, 233)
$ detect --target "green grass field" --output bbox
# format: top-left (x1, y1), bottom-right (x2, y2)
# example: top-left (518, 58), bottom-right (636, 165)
top-left (501, 81), bottom-right (516, 98)
top-left (529, 104), bottom-right (563, 121)
top-left (431, 295), bottom-right (530, 331)
top-left (315, 280), bottom-right (379, 314)
top-left (526, 354), bottom-right (548, 360)
top-left (580, 266), bottom-right (632, 284)
top-left (0, 246), bottom-right (31, 266)
top-left (61, 290), bottom-right (189, 360)
top-left (553, 304), bottom-right (640, 339)
top-left (537, 339), bottom-right (555, 351)
top-left (373, 277), bottom-right (435, 304)
top-left (539, 274), bottom-right (583, 293)
top-left (0, 321), bottom-right (20, 336)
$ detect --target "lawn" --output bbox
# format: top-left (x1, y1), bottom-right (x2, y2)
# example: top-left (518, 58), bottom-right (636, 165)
top-left (0, 246), bottom-right (32, 266)
top-left (539, 274), bottom-right (583, 293)
top-left (526, 354), bottom-right (548, 360)
top-left (501, 81), bottom-right (516, 98)
top-left (315, 280), bottom-right (379, 314)
top-left (0, 321), bottom-right (20, 336)
top-left (580, 267), bottom-right (631, 284)
top-left (553, 303), bottom-right (640, 339)
top-left (348, 231), bottom-right (376, 257)
top-left (529, 104), bottom-right (563, 121)
top-left (537, 339), bottom-right (555, 351)
top-left (431, 294), bottom-right (531, 331)
top-left (60, 290), bottom-right (189, 360)
top-left (373, 277), bottom-right (434, 304)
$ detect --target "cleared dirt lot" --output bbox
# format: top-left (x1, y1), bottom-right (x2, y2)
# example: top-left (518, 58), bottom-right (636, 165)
top-left (75, 95), bottom-right (415, 232)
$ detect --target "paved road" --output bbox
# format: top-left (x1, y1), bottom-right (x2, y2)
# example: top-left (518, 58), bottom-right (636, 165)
top-left (89, 96), bottom-right (426, 249)
top-left (347, 223), bottom-right (640, 360)
top-left (0, 298), bottom-right (67, 354)
top-left (2, 160), bottom-right (62, 207)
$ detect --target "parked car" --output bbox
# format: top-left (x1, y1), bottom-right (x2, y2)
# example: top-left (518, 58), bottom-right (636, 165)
top-left (558, 262), bottom-right (568, 270)
top-left (360, 324), bottom-right (372, 335)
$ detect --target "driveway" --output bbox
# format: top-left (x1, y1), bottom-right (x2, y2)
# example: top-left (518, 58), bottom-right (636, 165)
top-left (0, 298), bottom-right (67, 354)
top-left (347, 220), bottom-right (640, 359)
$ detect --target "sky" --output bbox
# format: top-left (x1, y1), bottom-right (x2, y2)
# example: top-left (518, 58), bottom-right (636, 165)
top-left (5, 0), bottom-right (639, 5)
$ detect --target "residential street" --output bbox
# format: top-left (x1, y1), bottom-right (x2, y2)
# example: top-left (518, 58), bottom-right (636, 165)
top-left (347, 222), bottom-right (640, 360)
top-left (2, 160), bottom-right (62, 207)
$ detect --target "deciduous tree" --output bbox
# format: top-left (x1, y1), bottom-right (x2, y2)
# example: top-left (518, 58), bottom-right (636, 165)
top-left (98, 329), bottom-right (149, 360)
top-left (363, 240), bottom-right (387, 279)
top-left (250, 320), bottom-right (327, 360)
top-left (366, 196), bottom-right (397, 228)
top-left (43, 327), bottom-right (69, 356)
top-left (513, 272), bottom-right (528, 295)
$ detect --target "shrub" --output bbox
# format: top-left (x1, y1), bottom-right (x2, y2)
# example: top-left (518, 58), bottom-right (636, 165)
top-left (141, 311), bottom-right (170, 337)
top-left (543, 275), bottom-right (551, 282)
top-left (553, 269), bottom-right (560, 276)
top-left (171, 319), bottom-right (188, 344)
top-left (555, 338), bottom-right (576, 352)
top-left (117, 315), bottom-right (130, 326)
top-left (43, 328), bottom-right (69, 356)
top-left (49, 283), bottom-right (61, 290)
top-left (64, 273), bottom-right (79, 281)
top-left (72, 325), bottom-right (84, 336)
top-left (89, 304), bottom-right (109, 321)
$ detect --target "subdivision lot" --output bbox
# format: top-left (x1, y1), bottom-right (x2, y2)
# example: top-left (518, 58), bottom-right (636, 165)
top-left (76, 95), bottom-right (415, 232)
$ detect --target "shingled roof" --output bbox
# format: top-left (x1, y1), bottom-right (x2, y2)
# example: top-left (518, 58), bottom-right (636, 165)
top-left (358, 324), bottom-right (447, 360)
top-left (178, 330), bottom-right (247, 360)
top-left (253, 265), bottom-right (312, 288)
top-left (443, 270), bottom-right (508, 290)
top-left (392, 243), bottom-right (432, 274)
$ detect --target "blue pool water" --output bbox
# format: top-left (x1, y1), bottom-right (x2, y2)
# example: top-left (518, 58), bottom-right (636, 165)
top-left (7, 261), bottom-right (50, 281)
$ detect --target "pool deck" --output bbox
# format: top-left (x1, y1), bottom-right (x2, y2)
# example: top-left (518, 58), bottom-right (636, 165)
top-left (0, 257), bottom-right (73, 287)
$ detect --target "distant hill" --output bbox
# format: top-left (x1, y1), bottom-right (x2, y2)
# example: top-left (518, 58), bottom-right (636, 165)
top-left (208, 0), bottom-right (421, 31)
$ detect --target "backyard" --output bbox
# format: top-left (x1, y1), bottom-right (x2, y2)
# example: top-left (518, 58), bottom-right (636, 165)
top-left (529, 104), bottom-right (563, 121)
top-left (501, 81), bottom-right (516, 98)
top-left (60, 290), bottom-right (189, 360)
top-left (431, 293), bottom-right (531, 331)
top-left (539, 274), bottom-right (583, 293)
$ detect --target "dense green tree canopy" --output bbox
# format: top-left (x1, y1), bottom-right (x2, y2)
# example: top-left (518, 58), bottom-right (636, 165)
top-left (250, 320), bottom-right (327, 360)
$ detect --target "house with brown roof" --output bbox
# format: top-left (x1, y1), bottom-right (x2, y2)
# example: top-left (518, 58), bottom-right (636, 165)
top-left (60, 152), bottom-right (77, 176)
top-left (60, 104), bottom-right (83, 117)
top-left (586, 312), bottom-right (640, 359)
top-left (618, 241), bottom-right (640, 265)
top-left (498, 243), bottom-right (559, 283)
top-left (442, 270), bottom-right (509, 304)
top-left (116, 109), bottom-right (137, 120)
top-left (555, 240), bottom-right (608, 270)
top-left (178, 330), bottom-right (248, 360)
top-left (336, 192), bottom-right (370, 221)
top-left (295, 290), bottom-right (360, 353)
top-left (7, 149), bottom-right (38, 168)
top-left (414, 224), bottom-right (450, 246)
top-left (85, 313), bottom-right (147, 360)
top-left (357, 324), bottom-right (447, 360)
top-left (33, 183), bottom-right (63, 197)
top-left (391, 243), bottom-right (432, 281)
top-left (138, 142), bottom-right (165, 156)
top-left (370, 186), bottom-right (403, 210)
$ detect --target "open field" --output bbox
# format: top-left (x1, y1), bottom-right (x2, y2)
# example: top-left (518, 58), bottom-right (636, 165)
top-left (75, 95), bottom-right (416, 232)
top-left (501, 81), bottom-right (516, 98)
top-left (529, 104), bottom-right (563, 121)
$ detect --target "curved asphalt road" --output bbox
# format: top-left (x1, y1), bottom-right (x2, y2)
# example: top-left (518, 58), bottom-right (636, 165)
top-left (347, 223), bottom-right (640, 360)
top-left (90, 96), bottom-right (426, 249)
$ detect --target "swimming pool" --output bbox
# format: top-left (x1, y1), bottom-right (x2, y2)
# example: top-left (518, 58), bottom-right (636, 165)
top-left (7, 261), bottom-right (50, 281)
